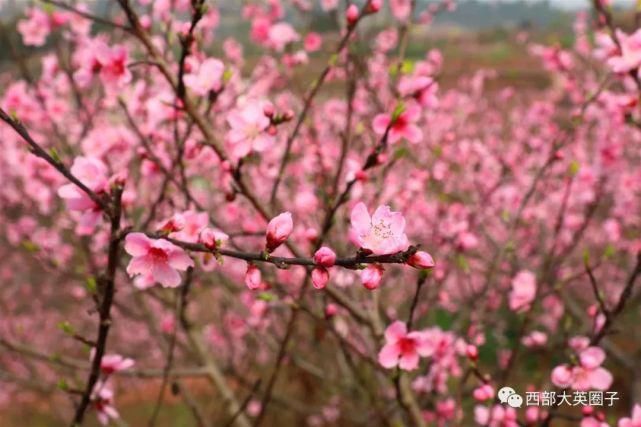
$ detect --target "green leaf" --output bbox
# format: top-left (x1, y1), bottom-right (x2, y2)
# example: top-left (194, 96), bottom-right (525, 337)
top-left (58, 321), bottom-right (75, 335)
top-left (85, 277), bottom-right (97, 294)
top-left (257, 292), bottom-right (276, 302)
top-left (391, 102), bottom-right (405, 122)
top-left (57, 379), bottom-right (69, 391)
top-left (400, 59), bottom-right (414, 74)
top-left (21, 240), bottom-right (40, 253)
top-left (603, 244), bottom-right (616, 259)
top-left (393, 147), bottom-right (409, 160)
top-left (568, 160), bottom-right (580, 177)
top-left (223, 68), bottom-right (233, 83)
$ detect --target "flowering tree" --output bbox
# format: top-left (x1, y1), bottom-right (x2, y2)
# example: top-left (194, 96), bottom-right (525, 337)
top-left (2, 0), bottom-right (641, 426)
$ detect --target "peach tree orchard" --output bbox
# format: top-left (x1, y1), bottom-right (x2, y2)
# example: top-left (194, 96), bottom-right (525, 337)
top-left (3, 0), bottom-right (641, 426)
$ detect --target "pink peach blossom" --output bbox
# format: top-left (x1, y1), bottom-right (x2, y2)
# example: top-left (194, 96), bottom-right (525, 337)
top-left (372, 104), bottom-right (423, 144)
top-left (183, 58), bottom-right (224, 96)
top-left (508, 270), bottom-right (537, 312)
top-left (350, 202), bottom-right (409, 255)
top-left (57, 157), bottom-right (109, 235)
top-left (226, 103), bottom-right (275, 159)
top-left (124, 233), bottom-right (194, 288)
top-left (619, 404), bottom-right (641, 427)
top-left (378, 321), bottom-right (433, 370)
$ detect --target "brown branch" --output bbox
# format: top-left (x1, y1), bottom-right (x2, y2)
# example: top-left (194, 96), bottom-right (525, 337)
top-left (70, 186), bottom-right (123, 426)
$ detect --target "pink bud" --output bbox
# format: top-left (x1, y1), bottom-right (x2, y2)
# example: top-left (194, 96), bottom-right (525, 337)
top-left (346, 4), bottom-right (359, 25)
top-left (263, 102), bottom-right (275, 118)
top-left (314, 246), bottom-right (337, 268)
top-left (311, 267), bottom-right (329, 289)
top-left (407, 251), bottom-right (435, 269)
top-left (245, 264), bottom-right (262, 290)
top-left (283, 109), bottom-right (295, 121)
top-left (199, 227), bottom-right (229, 250)
top-left (472, 384), bottom-right (494, 401)
top-left (368, 0), bottom-right (382, 13)
top-left (325, 303), bottom-right (338, 317)
top-left (466, 344), bottom-right (479, 360)
top-left (355, 170), bottom-right (368, 181)
top-left (267, 125), bottom-right (277, 136)
top-left (159, 214), bottom-right (185, 233)
top-left (265, 212), bottom-right (293, 252)
top-left (361, 264), bottom-right (384, 290)
top-left (160, 315), bottom-right (175, 334)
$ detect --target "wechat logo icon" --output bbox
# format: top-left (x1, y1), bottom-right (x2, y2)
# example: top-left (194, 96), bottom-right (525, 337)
top-left (498, 386), bottom-right (523, 408)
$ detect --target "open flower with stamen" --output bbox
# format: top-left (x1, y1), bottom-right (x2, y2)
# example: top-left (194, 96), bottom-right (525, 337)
top-left (124, 233), bottom-right (194, 288)
top-left (350, 202), bottom-right (409, 255)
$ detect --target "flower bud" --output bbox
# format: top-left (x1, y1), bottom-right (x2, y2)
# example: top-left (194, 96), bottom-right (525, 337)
top-left (361, 264), bottom-right (384, 290)
top-left (265, 212), bottom-right (293, 252)
top-left (311, 267), bottom-right (329, 289)
top-left (407, 251), bottom-right (435, 269)
top-left (263, 102), bottom-right (275, 118)
top-left (367, 0), bottom-right (382, 13)
top-left (199, 227), bottom-right (229, 250)
top-left (245, 264), bottom-right (261, 290)
top-left (346, 4), bottom-right (359, 26)
top-left (466, 344), bottom-right (479, 361)
top-left (314, 246), bottom-right (337, 268)
top-left (325, 303), bottom-right (338, 317)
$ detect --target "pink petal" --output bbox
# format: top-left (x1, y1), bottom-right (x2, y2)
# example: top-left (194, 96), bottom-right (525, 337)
top-left (384, 320), bottom-right (407, 342)
top-left (350, 202), bottom-right (371, 237)
top-left (398, 350), bottom-right (420, 371)
top-left (124, 233), bottom-right (152, 256)
top-left (404, 124), bottom-right (423, 144)
top-left (153, 263), bottom-right (182, 288)
top-left (378, 343), bottom-right (401, 369)
top-left (372, 114), bottom-right (391, 135)
top-left (580, 347), bottom-right (606, 369)
top-left (589, 367), bottom-right (613, 391)
top-left (168, 250), bottom-right (194, 271)
top-left (126, 255), bottom-right (153, 277)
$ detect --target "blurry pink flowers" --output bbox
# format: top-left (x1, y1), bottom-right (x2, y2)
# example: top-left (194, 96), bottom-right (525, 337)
top-left (91, 381), bottom-right (119, 425)
top-left (551, 346), bottom-right (613, 391)
top-left (57, 156), bottom-right (108, 235)
top-left (350, 202), bottom-right (409, 255)
top-left (226, 103), bottom-right (275, 159)
top-left (619, 404), bottom-right (641, 427)
top-left (378, 321), bottom-right (433, 370)
top-left (100, 354), bottom-right (135, 375)
top-left (372, 104), bottom-right (423, 144)
top-left (124, 233), bottom-right (194, 288)
top-left (183, 58), bottom-right (224, 96)
top-left (508, 270), bottom-right (536, 312)
top-left (17, 7), bottom-right (51, 46)
top-left (608, 29), bottom-right (641, 75)
top-left (268, 22), bottom-right (300, 51)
